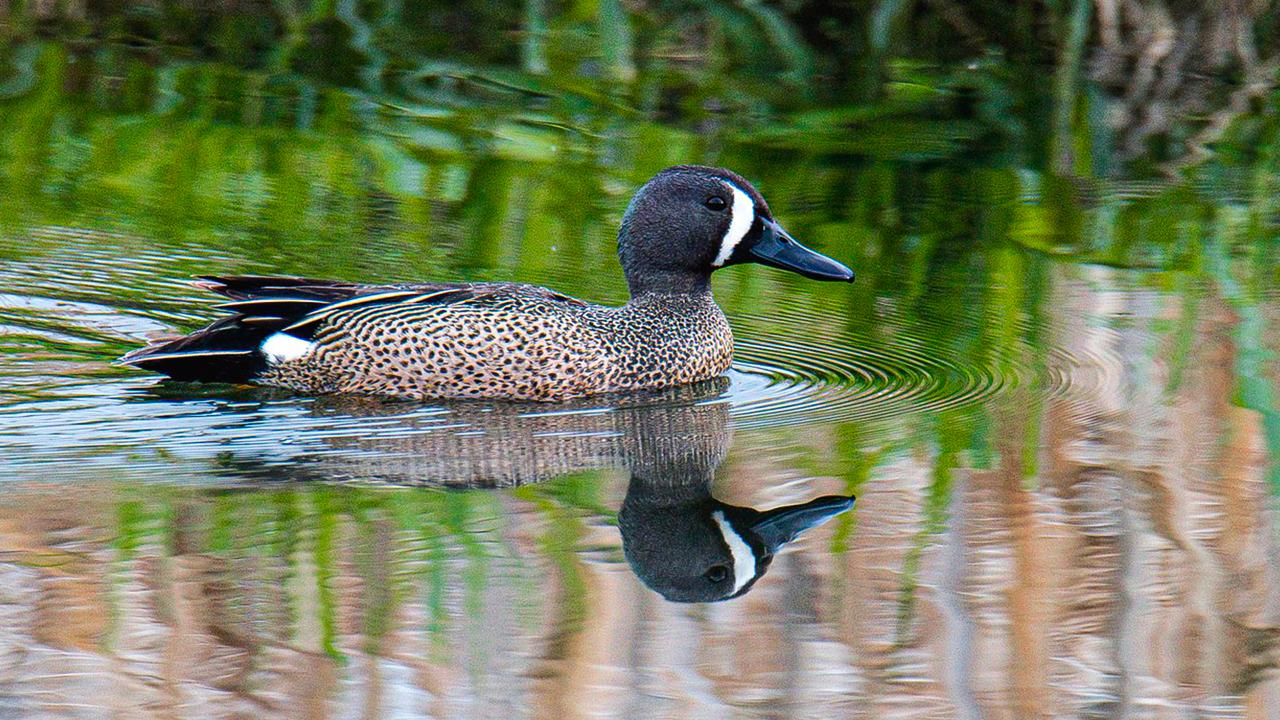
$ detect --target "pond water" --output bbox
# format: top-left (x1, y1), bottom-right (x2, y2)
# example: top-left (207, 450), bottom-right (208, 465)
top-left (2, 24), bottom-right (1280, 720)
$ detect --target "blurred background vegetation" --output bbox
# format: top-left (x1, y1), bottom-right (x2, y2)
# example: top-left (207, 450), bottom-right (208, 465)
top-left (1, 0), bottom-right (1277, 293)
top-left (2, 0), bottom-right (1279, 177)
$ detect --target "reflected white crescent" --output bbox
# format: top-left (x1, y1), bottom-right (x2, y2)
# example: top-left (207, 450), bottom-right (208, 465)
top-left (712, 510), bottom-right (758, 594)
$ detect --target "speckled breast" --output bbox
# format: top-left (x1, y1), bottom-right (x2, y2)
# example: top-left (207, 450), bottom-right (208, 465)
top-left (586, 293), bottom-right (735, 393)
top-left (259, 291), bottom-right (734, 402)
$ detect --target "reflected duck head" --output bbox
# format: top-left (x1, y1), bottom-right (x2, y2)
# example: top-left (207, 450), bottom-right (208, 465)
top-left (619, 483), bottom-right (854, 603)
top-left (618, 165), bottom-right (855, 296)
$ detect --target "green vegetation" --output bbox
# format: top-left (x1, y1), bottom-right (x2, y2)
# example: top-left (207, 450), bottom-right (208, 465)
top-left (4, 1), bottom-right (1279, 172)
top-left (3, 2), bottom-right (1280, 660)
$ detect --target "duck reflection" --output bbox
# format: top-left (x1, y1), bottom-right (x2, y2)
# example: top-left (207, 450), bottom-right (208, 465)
top-left (597, 388), bottom-right (853, 601)
top-left (215, 377), bottom-right (854, 602)
top-left (619, 466), bottom-right (853, 603)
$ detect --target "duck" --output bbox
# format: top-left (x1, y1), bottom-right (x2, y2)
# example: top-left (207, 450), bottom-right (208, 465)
top-left (120, 165), bottom-right (854, 401)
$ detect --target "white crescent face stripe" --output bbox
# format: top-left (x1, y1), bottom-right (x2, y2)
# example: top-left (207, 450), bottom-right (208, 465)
top-left (711, 184), bottom-right (756, 267)
top-left (712, 510), bottom-right (758, 594)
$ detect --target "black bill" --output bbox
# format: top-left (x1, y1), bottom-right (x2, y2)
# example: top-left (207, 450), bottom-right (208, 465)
top-left (744, 218), bottom-right (855, 282)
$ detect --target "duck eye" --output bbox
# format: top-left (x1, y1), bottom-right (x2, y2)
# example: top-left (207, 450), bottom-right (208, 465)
top-left (704, 196), bottom-right (727, 211)
top-left (705, 565), bottom-right (729, 583)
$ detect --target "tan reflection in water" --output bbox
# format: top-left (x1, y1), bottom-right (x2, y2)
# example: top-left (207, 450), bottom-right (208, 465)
top-left (1, 266), bottom-right (1279, 718)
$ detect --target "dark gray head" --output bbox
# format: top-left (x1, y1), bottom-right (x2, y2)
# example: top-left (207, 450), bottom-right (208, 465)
top-left (618, 478), bottom-right (855, 603)
top-left (618, 165), bottom-right (855, 297)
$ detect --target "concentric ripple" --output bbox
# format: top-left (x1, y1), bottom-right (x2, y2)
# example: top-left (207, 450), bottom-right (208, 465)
top-left (727, 326), bottom-right (1017, 429)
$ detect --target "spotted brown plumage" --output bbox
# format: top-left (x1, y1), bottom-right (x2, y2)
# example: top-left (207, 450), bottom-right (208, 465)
top-left (251, 282), bottom-right (732, 400)
top-left (121, 166), bottom-right (854, 401)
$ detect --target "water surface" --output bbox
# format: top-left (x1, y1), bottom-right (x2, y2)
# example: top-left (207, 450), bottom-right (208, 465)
top-left (2, 25), bottom-right (1280, 720)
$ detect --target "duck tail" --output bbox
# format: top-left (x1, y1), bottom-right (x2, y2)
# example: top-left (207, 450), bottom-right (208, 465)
top-left (118, 315), bottom-right (270, 383)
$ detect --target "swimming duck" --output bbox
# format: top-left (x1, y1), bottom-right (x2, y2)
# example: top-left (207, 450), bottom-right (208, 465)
top-left (121, 165), bottom-right (854, 401)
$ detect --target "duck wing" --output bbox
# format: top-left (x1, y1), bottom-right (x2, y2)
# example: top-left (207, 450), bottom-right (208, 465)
top-left (120, 275), bottom-right (586, 383)
top-left (192, 275), bottom-right (461, 302)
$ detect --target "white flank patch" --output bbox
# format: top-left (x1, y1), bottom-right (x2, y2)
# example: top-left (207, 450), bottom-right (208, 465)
top-left (711, 184), bottom-right (756, 267)
top-left (712, 510), bottom-right (757, 594)
top-left (261, 332), bottom-right (315, 364)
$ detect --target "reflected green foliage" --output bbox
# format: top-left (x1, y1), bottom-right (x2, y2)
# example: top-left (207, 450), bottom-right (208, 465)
top-left (4, 1), bottom-right (1279, 171)
top-left (97, 482), bottom-right (541, 664)
top-left (2, 4), bottom-right (1280, 682)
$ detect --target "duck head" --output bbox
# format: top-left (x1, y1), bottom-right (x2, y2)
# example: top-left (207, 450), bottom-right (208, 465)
top-left (619, 476), bottom-right (855, 603)
top-left (618, 165), bottom-right (855, 296)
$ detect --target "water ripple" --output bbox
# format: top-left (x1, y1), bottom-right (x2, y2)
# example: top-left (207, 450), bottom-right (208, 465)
top-left (729, 327), bottom-right (1015, 428)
